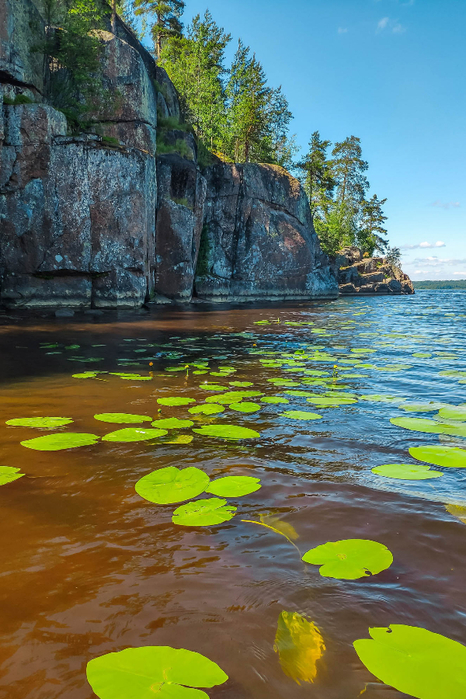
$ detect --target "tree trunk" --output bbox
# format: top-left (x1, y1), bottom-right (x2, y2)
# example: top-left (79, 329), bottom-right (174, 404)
top-left (111, 0), bottom-right (117, 34)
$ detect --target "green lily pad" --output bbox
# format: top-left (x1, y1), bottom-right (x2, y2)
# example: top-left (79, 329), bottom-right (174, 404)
top-left (353, 625), bottom-right (466, 699)
top-left (302, 539), bottom-right (393, 580)
top-left (409, 445), bottom-right (466, 468)
top-left (229, 381), bottom-right (254, 387)
top-left (306, 396), bottom-right (357, 407)
top-left (229, 402), bottom-right (261, 413)
top-left (390, 417), bottom-right (466, 437)
top-left (72, 371), bottom-right (100, 379)
top-left (412, 352), bottom-right (433, 358)
top-left (205, 391), bottom-right (263, 405)
top-left (111, 373), bottom-right (153, 381)
top-left (199, 384), bottom-right (226, 392)
top-left (401, 402), bottom-right (449, 413)
top-left (151, 418), bottom-right (194, 429)
top-left (166, 434), bottom-right (194, 444)
top-left (94, 413), bottom-right (152, 424)
top-left (281, 411), bottom-right (322, 421)
top-left (188, 404), bottom-right (225, 415)
top-left (0, 466), bottom-right (25, 485)
top-left (193, 425), bottom-right (260, 440)
top-left (157, 397), bottom-right (196, 407)
top-left (172, 498), bottom-right (237, 526)
top-left (102, 428), bottom-right (167, 443)
top-left (206, 476), bottom-right (261, 497)
top-left (6, 417), bottom-right (73, 428)
top-left (21, 433), bottom-right (99, 451)
top-left (438, 406), bottom-right (466, 421)
top-left (261, 397), bottom-right (289, 404)
top-left (360, 395), bottom-right (405, 404)
top-left (86, 645), bottom-right (228, 699)
top-left (135, 466), bottom-right (209, 504)
top-left (372, 463), bottom-right (443, 480)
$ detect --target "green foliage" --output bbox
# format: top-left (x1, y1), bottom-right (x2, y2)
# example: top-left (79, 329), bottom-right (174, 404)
top-left (385, 245), bottom-right (402, 267)
top-left (413, 279), bottom-right (466, 289)
top-left (0, 466), bottom-right (25, 487)
top-left (3, 94), bottom-right (35, 105)
top-left (134, 0), bottom-right (185, 57)
top-left (156, 133), bottom-right (193, 159)
top-left (302, 539), bottom-right (393, 580)
top-left (101, 135), bottom-right (120, 147)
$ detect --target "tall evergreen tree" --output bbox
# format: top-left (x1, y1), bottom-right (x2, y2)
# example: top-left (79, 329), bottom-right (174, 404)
top-left (331, 135), bottom-right (369, 207)
top-left (358, 194), bottom-right (388, 255)
top-left (297, 131), bottom-right (335, 218)
top-left (160, 12), bottom-right (231, 149)
top-left (134, 0), bottom-right (185, 57)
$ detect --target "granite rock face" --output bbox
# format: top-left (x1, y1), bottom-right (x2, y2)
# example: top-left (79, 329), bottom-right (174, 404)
top-left (195, 163), bottom-right (339, 302)
top-left (337, 247), bottom-right (414, 295)
top-left (0, 0), bottom-right (339, 308)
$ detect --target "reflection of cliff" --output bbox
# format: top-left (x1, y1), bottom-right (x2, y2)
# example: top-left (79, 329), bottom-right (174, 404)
top-left (0, 2), bottom-right (338, 308)
top-left (337, 248), bottom-right (414, 295)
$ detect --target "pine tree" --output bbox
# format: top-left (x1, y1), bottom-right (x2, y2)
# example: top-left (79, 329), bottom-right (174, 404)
top-left (134, 0), bottom-right (185, 57)
top-left (297, 131), bottom-right (335, 218)
top-left (358, 194), bottom-right (388, 255)
top-left (332, 135), bottom-right (369, 207)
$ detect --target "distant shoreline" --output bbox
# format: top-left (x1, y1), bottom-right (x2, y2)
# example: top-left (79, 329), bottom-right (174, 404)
top-left (413, 280), bottom-right (466, 290)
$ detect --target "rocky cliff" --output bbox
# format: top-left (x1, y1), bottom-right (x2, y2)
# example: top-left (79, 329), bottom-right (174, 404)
top-left (336, 247), bottom-right (414, 295)
top-left (0, 0), bottom-right (338, 308)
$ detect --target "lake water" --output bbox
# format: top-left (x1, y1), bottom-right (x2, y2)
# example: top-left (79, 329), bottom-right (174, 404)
top-left (0, 290), bottom-right (465, 699)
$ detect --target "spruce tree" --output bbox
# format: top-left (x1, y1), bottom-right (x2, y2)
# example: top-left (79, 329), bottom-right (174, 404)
top-left (297, 131), bottom-right (335, 218)
top-left (134, 0), bottom-right (185, 57)
top-left (358, 194), bottom-right (388, 255)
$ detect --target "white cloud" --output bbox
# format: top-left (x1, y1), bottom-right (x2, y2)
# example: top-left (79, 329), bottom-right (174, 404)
top-left (408, 257), bottom-right (466, 267)
top-left (401, 241), bottom-right (446, 250)
top-left (392, 22), bottom-right (406, 33)
top-left (377, 16), bottom-right (390, 31)
top-left (338, 27), bottom-right (348, 34)
top-left (431, 200), bottom-right (461, 209)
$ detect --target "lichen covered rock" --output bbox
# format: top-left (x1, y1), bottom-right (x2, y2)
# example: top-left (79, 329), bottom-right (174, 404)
top-left (337, 247), bottom-right (414, 295)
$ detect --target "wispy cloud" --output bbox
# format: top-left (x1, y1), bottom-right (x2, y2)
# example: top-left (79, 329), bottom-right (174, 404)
top-left (377, 16), bottom-right (407, 33)
top-left (409, 257), bottom-right (466, 268)
top-left (431, 200), bottom-right (461, 210)
top-left (377, 16), bottom-right (390, 31)
top-left (401, 241), bottom-right (446, 250)
top-left (338, 27), bottom-right (348, 34)
top-left (392, 23), bottom-right (406, 33)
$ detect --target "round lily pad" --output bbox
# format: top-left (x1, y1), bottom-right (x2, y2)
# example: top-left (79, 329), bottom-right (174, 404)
top-left (188, 404), bottom-right (225, 415)
top-left (167, 434), bottom-right (194, 444)
top-left (205, 391), bottom-right (263, 405)
top-left (438, 406), bottom-right (466, 421)
top-left (102, 428), bottom-right (167, 443)
top-left (353, 625), bottom-right (466, 699)
top-left (281, 411), bottom-right (322, 421)
top-left (21, 433), bottom-right (99, 451)
top-left (199, 384), bottom-right (226, 392)
top-left (87, 645), bottom-right (228, 699)
top-left (6, 416), bottom-right (73, 428)
top-left (409, 445), bottom-right (466, 468)
top-left (306, 396), bottom-right (357, 407)
top-left (206, 476), bottom-right (261, 497)
top-left (135, 466), bottom-right (209, 504)
top-left (261, 397), bottom-right (289, 404)
top-left (94, 413), bottom-right (152, 424)
top-left (151, 418), bottom-right (194, 429)
top-left (401, 402), bottom-right (449, 413)
top-left (72, 371), bottom-right (100, 379)
top-left (172, 498), bottom-right (237, 526)
top-left (229, 381), bottom-right (253, 387)
top-left (157, 397), bottom-right (196, 407)
top-left (390, 417), bottom-right (466, 437)
top-left (111, 373), bottom-right (153, 381)
top-left (302, 539), bottom-right (393, 580)
top-left (0, 466), bottom-right (25, 485)
top-left (372, 463), bottom-right (443, 480)
top-left (229, 402), bottom-right (261, 413)
top-left (193, 425), bottom-right (260, 440)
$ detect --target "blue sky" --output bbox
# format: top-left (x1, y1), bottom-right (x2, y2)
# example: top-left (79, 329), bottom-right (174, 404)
top-left (150, 0), bottom-right (466, 279)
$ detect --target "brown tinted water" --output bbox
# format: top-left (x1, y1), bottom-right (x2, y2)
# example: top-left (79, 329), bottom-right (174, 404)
top-left (0, 293), bottom-right (465, 699)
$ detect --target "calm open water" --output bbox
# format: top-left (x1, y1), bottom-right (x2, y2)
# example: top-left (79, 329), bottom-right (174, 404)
top-left (0, 290), bottom-right (465, 699)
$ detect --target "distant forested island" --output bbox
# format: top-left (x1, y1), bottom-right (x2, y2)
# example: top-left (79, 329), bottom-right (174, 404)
top-left (413, 280), bottom-right (466, 289)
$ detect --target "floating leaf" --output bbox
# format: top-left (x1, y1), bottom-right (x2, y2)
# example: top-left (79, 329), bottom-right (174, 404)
top-left (359, 395), bottom-right (405, 404)
top-left (274, 611), bottom-right (325, 685)
top-left (409, 445), bottom-right (466, 468)
top-left (353, 625), bottom-right (466, 699)
top-left (166, 434), bottom-right (194, 445)
top-left (438, 406), bottom-right (466, 421)
top-left (135, 466), bottom-right (209, 504)
top-left (229, 381), bottom-right (254, 387)
top-left (445, 504), bottom-right (466, 524)
top-left (372, 463), bottom-right (443, 480)
top-left (261, 397), bottom-right (289, 404)
top-left (391, 417), bottom-right (466, 437)
top-left (94, 413), bottom-right (152, 424)
top-left (0, 466), bottom-right (25, 486)
top-left (206, 476), bottom-right (261, 497)
top-left (401, 402), bottom-right (449, 413)
top-left (157, 397), bottom-right (196, 407)
top-left (102, 428), bottom-right (167, 443)
top-left (151, 418), bottom-right (194, 429)
top-left (281, 411), bottom-right (322, 421)
top-left (110, 373), bottom-right (153, 381)
top-left (302, 539), bottom-right (393, 580)
top-left (229, 402), bottom-right (261, 413)
top-left (86, 646), bottom-right (228, 699)
top-left (21, 433), bottom-right (99, 451)
top-left (193, 425), bottom-right (260, 440)
top-left (199, 384), bottom-right (226, 392)
top-left (6, 417), bottom-right (73, 428)
top-left (205, 391), bottom-right (263, 405)
top-left (172, 498), bottom-right (236, 526)
top-left (306, 396), bottom-right (356, 407)
top-left (188, 404), bottom-right (225, 415)
top-left (72, 371), bottom-right (100, 379)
